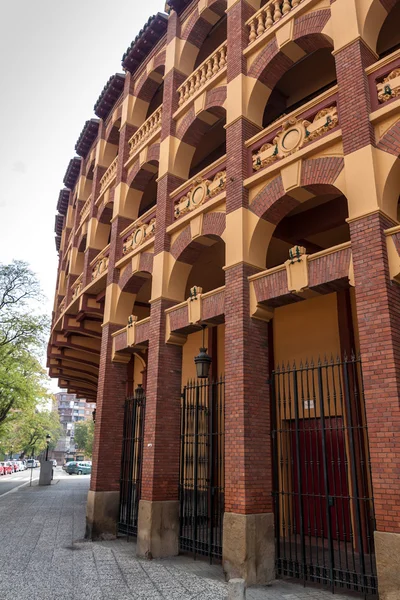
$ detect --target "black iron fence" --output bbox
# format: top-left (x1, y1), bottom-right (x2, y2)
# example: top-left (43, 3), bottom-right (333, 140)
top-left (118, 384), bottom-right (146, 537)
top-left (271, 355), bottom-right (377, 596)
top-left (179, 377), bottom-right (225, 562)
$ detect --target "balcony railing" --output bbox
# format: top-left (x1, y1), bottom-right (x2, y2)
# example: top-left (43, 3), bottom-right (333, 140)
top-left (99, 156), bottom-right (118, 196)
top-left (367, 47), bottom-right (400, 111)
top-left (128, 106), bottom-right (162, 159)
top-left (377, 68), bottom-right (400, 104)
top-left (177, 42), bottom-right (227, 107)
top-left (71, 274), bottom-right (83, 301)
top-left (79, 195), bottom-right (92, 226)
top-left (172, 156), bottom-right (227, 219)
top-left (91, 245), bottom-right (110, 281)
top-left (247, 0), bottom-right (303, 45)
top-left (121, 206), bottom-right (157, 256)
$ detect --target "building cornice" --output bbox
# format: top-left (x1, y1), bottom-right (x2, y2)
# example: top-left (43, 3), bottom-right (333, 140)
top-left (63, 157), bottom-right (82, 190)
top-left (94, 74), bottom-right (125, 120)
top-left (75, 119), bottom-right (100, 158)
top-left (121, 13), bottom-right (168, 74)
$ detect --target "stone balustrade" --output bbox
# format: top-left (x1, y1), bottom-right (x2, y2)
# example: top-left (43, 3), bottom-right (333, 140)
top-left (177, 42), bottom-right (227, 107)
top-left (91, 247), bottom-right (110, 281)
top-left (99, 156), bottom-right (118, 196)
top-left (79, 195), bottom-right (92, 226)
top-left (128, 106), bottom-right (162, 157)
top-left (71, 274), bottom-right (83, 300)
top-left (247, 0), bottom-right (303, 44)
top-left (377, 68), bottom-right (400, 103)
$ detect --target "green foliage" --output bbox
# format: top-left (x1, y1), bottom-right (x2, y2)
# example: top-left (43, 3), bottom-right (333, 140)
top-left (0, 260), bottom-right (50, 428)
top-left (0, 410), bottom-right (62, 457)
top-left (74, 420), bottom-right (95, 458)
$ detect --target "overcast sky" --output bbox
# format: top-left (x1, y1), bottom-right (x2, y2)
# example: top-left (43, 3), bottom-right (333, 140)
top-left (0, 0), bottom-right (164, 390)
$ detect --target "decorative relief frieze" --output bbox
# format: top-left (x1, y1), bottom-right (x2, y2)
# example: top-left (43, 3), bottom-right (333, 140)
top-left (122, 219), bottom-right (156, 255)
top-left (377, 69), bottom-right (400, 103)
top-left (174, 171), bottom-right (226, 218)
top-left (252, 106), bottom-right (338, 171)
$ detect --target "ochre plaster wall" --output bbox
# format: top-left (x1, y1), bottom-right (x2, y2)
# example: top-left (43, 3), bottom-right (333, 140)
top-left (273, 293), bottom-right (341, 365)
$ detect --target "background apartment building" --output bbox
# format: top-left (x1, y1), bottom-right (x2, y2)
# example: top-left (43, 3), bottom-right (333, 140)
top-left (51, 392), bottom-right (96, 463)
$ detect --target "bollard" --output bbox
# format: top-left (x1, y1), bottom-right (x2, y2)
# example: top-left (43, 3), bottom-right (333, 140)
top-left (228, 578), bottom-right (246, 600)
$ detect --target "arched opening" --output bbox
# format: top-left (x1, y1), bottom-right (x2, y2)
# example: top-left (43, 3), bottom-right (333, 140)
top-left (193, 14), bottom-right (227, 69)
top-left (103, 118), bottom-right (121, 168)
top-left (266, 186), bottom-right (349, 268)
top-left (176, 106), bottom-right (226, 180)
top-left (125, 158), bottom-right (159, 221)
top-left (169, 234), bottom-right (226, 301)
top-left (377, 2), bottom-right (400, 57)
top-left (262, 47), bottom-right (336, 128)
top-left (118, 271), bottom-right (153, 323)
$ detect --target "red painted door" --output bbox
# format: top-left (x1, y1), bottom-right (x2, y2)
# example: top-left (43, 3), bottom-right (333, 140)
top-left (291, 417), bottom-right (351, 542)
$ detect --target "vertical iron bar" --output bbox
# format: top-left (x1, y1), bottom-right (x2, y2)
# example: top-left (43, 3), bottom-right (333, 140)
top-left (208, 380), bottom-right (214, 563)
top-left (271, 371), bottom-right (280, 571)
top-left (192, 382), bottom-right (200, 559)
top-left (317, 361), bottom-right (335, 591)
top-left (293, 366), bottom-right (306, 583)
top-left (343, 357), bottom-right (367, 591)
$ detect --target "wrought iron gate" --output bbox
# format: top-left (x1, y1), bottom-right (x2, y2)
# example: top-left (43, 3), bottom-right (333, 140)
top-left (271, 355), bottom-right (377, 596)
top-left (179, 377), bottom-right (225, 561)
top-left (118, 384), bottom-right (145, 537)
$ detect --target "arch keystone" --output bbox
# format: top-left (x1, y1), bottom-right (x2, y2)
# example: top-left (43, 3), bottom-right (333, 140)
top-left (281, 161), bottom-right (302, 192)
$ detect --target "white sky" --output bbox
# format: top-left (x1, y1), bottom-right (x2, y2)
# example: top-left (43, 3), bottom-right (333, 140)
top-left (0, 0), bottom-right (164, 391)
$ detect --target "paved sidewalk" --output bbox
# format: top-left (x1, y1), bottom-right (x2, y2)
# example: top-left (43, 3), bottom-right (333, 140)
top-left (0, 471), bottom-right (356, 600)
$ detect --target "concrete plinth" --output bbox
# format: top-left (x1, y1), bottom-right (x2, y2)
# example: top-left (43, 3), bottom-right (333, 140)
top-left (375, 530), bottom-right (400, 600)
top-left (136, 499), bottom-right (179, 559)
top-left (85, 489), bottom-right (120, 540)
top-left (39, 461), bottom-right (53, 486)
top-left (228, 578), bottom-right (246, 600)
top-left (223, 512), bottom-right (275, 585)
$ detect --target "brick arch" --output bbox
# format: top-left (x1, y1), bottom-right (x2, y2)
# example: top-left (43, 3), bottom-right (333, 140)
top-left (176, 105), bottom-right (226, 146)
top-left (119, 257), bottom-right (153, 293)
top-left (204, 86), bottom-right (227, 111)
top-left (126, 153), bottom-right (159, 190)
top-left (170, 215), bottom-right (226, 262)
top-left (250, 156), bottom-right (344, 223)
top-left (377, 119), bottom-right (400, 158)
top-left (181, 0), bottom-right (226, 50)
top-left (134, 65), bottom-right (165, 103)
top-left (248, 12), bottom-right (332, 87)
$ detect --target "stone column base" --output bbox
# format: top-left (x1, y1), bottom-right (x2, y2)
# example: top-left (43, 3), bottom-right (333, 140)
top-left (375, 530), bottom-right (400, 600)
top-left (136, 499), bottom-right (179, 559)
top-left (223, 512), bottom-right (275, 585)
top-left (85, 490), bottom-right (120, 540)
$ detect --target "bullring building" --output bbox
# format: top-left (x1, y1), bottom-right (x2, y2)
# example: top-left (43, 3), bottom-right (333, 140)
top-left (48, 0), bottom-right (400, 597)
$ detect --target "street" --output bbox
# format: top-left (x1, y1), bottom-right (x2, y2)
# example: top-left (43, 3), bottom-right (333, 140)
top-left (0, 467), bottom-right (40, 496)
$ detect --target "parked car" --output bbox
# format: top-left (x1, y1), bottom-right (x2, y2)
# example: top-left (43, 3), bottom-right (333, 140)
top-left (0, 462), bottom-right (13, 475)
top-left (9, 461), bottom-right (18, 472)
top-left (66, 461), bottom-right (91, 475)
top-left (34, 460), bottom-right (40, 468)
top-left (0, 464), bottom-right (4, 476)
top-left (26, 459), bottom-right (36, 468)
top-left (51, 459), bottom-right (57, 467)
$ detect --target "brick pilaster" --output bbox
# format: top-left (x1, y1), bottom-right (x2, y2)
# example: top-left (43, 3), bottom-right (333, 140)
top-left (140, 298), bottom-right (182, 501)
top-left (90, 323), bottom-right (128, 493)
top-left (335, 40), bottom-right (376, 155)
top-left (350, 212), bottom-right (400, 534)
top-left (224, 263), bottom-right (272, 514)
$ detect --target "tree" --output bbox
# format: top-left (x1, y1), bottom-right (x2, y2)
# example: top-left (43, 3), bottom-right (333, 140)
top-left (0, 260), bottom-right (48, 352)
top-left (74, 421), bottom-right (95, 458)
top-left (0, 261), bottom-right (49, 426)
top-left (1, 410), bottom-right (62, 458)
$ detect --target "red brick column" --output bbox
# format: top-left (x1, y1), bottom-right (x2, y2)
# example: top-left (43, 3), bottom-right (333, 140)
top-left (350, 212), bottom-right (400, 598)
top-left (223, 0), bottom-right (274, 584)
top-left (86, 322), bottom-right (128, 538)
